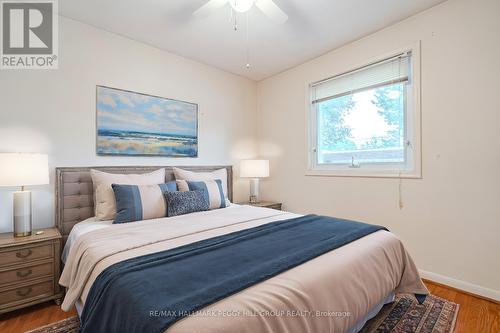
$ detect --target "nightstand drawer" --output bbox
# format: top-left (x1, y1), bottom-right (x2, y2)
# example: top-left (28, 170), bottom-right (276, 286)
top-left (0, 243), bottom-right (53, 267)
top-left (0, 280), bottom-right (53, 306)
top-left (0, 262), bottom-right (53, 286)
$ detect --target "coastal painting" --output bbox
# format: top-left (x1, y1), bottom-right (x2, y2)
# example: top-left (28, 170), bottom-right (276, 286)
top-left (96, 86), bottom-right (198, 157)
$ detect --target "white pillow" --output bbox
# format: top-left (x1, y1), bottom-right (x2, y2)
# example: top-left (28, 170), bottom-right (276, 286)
top-left (172, 167), bottom-right (230, 205)
top-left (91, 168), bottom-right (165, 221)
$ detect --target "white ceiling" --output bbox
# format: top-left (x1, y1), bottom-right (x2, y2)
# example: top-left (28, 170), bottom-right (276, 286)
top-left (60, 0), bottom-right (446, 81)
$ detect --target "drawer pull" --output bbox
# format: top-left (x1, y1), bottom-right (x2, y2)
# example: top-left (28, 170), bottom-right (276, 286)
top-left (16, 249), bottom-right (33, 259)
top-left (16, 269), bottom-right (33, 278)
top-left (16, 287), bottom-right (32, 297)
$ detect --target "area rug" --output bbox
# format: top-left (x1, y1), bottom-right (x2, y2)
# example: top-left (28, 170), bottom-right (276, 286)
top-left (360, 294), bottom-right (459, 333)
top-left (26, 294), bottom-right (458, 333)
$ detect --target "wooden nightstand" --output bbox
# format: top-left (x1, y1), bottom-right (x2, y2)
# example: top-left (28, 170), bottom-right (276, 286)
top-left (0, 227), bottom-right (63, 314)
top-left (239, 201), bottom-right (282, 210)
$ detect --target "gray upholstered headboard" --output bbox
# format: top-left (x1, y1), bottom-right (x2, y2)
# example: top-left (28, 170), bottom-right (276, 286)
top-left (55, 166), bottom-right (233, 243)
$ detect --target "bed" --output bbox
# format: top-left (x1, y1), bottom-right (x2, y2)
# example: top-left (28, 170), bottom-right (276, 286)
top-left (56, 166), bottom-right (428, 333)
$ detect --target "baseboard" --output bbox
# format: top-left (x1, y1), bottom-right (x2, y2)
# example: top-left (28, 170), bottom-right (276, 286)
top-left (419, 269), bottom-right (500, 303)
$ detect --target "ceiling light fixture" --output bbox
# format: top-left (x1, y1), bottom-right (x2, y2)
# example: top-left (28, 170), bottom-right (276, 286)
top-left (193, 0), bottom-right (288, 70)
top-left (229, 0), bottom-right (255, 13)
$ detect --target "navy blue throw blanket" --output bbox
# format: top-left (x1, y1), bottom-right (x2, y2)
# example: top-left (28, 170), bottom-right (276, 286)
top-left (80, 215), bottom-right (387, 333)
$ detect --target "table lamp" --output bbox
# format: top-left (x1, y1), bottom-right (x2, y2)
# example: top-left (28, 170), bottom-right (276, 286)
top-left (0, 153), bottom-right (49, 237)
top-left (240, 159), bottom-right (269, 203)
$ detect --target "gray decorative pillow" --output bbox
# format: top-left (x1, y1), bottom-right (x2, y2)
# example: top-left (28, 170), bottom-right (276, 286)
top-left (164, 190), bottom-right (209, 217)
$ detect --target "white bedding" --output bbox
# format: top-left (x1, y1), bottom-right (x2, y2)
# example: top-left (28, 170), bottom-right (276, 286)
top-left (61, 204), bottom-right (253, 264)
top-left (61, 217), bottom-right (113, 264)
top-left (60, 204), bottom-right (428, 333)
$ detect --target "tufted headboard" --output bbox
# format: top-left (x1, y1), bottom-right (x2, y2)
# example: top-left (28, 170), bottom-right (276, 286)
top-left (55, 166), bottom-right (233, 244)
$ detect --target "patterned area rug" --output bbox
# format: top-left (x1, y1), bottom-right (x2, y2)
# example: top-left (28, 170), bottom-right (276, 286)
top-left (360, 294), bottom-right (459, 333)
top-left (25, 294), bottom-right (458, 333)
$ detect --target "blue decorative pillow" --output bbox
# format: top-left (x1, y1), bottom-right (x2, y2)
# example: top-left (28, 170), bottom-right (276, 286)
top-left (176, 179), bottom-right (227, 210)
top-left (164, 190), bottom-right (209, 217)
top-left (112, 181), bottom-right (177, 224)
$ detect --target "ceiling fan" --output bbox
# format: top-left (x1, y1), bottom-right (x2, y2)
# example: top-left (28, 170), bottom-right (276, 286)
top-left (193, 0), bottom-right (288, 24)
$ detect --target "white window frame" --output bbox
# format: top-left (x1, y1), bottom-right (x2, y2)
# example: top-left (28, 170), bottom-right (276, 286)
top-left (306, 42), bottom-right (422, 178)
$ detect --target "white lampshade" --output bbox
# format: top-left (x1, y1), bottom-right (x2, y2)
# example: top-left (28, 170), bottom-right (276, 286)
top-left (0, 153), bottom-right (49, 187)
top-left (240, 159), bottom-right (269, 178)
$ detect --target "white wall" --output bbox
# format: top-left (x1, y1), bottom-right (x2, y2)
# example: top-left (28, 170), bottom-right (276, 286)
top-left (257, 0), bottom-right (500, 299)
top-left (0, 17), bottom-right (258, 232)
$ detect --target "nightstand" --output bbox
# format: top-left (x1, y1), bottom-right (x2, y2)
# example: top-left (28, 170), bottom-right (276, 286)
top-left (239, 201), bottom-right (282, 210)
top-left (0, 227), bottom-right (63, 314)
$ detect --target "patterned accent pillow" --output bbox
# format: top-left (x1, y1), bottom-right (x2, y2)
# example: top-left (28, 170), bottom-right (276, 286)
top-left (164, 190), bottom-right (209, 217)
top-left (112, 181), bottom-right (177, 224)
top-left (176, 179), bottom-right (227, 210)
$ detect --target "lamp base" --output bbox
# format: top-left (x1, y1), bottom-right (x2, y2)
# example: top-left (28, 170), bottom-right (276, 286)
top-left (13, 190), bottom-right (32, 238)
top-left (249, 178), bottom-right (260, 204)
top-left (14, 231), bottom-right (32, 237)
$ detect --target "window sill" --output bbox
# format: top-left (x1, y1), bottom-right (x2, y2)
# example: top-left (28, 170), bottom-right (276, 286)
top-left (305, 169), bottom-right (422, 179)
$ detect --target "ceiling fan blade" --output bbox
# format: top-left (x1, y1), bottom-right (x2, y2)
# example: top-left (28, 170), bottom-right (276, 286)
top-left (255, 0), bottom-right (288, 24)
top-left (193, 0), bottom-right (229, 18)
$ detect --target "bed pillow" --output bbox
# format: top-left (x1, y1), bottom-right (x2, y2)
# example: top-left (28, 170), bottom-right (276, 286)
top-left (173, 167), bottom-right (230, 205)
top-left (91, 168), bottom-right (166, 221)
top-left (164, 190), bottom-right (209, 217)
top-left (112, 182), bottom-right (177, 224)
top-left (177, 179), bottom-right (227, 210)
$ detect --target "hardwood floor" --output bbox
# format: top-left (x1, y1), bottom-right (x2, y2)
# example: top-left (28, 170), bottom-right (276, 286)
top-left (0, 281), bottom-right (498, 333)
top-left (424, 280), bottom-right (499, 333)
top-left (0, 302), bottom-right (76, 333)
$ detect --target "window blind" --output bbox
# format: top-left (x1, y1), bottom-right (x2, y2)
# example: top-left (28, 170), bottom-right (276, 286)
top-left (311, 52), bottom-right (411, 104)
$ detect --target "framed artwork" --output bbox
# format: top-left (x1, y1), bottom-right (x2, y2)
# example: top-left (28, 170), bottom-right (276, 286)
top-left (96, 85), bottom-right (198, 157)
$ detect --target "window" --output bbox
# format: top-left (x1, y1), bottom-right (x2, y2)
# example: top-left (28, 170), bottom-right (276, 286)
top-left (307, 46), bottom-right (421, 178)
